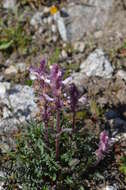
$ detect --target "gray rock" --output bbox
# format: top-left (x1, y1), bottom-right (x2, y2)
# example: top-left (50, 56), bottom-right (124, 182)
top-left (8, 85), bottom-right (37, 117)
top-left (4, 65), bottom-right (18, 77)
top-left (64, 72), bottom-right (88, 93)
top-left (3, 0), bottom-right (17, 9)
top-left (0, 83), bottom-right (38, 152)
top-left (16, 62), bottom-right (27, 73)
top-left (80, 49), bottom-right (113, 78)
top-left (30, 12), bottom-right (43, 27)
top-left (102, 184), bottom-right (118, 190)
top-left (78, 95), bottom-right (87, 105)
top-left (0, 83), bottom-right (38, 131)
top-left (73, 41), bottom-right (85, 53)
top-left (43, 18), bottom-right (48, 24)
top-left (43, 6), bottom-right (50, 14)
top-left (51, 24), bottom-right (57, 33)
top-left (94, 30), bottom-right (103, 39)
top-left (0, 171), bottom-right (5, 190)
top-left (59, 0), bottom-right (113, 42)
top-left (0, 83), bottom-right (7, 98)
top-left (61, 50), bottom-right (68, 59)
top-left (47, 16), bottom-right (53, 25)
top-left (29, 73), bottom-right (37, 81)
top-left (0, 143), bottom-right (9, 153)
top-left (52, 35), bottom-right (58, 42)
top-left (116, 70), bottom-right (126, 81)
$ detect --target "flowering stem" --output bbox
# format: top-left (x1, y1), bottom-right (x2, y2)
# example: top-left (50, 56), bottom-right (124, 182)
top-left (69, 83), bottom-right (79, 132)
top-left (44, 103), bottom-right (49, 143)
top-left (45, 121), bottom-right (48, 143)
top-left (72, 111), bottom-right (76, 131)
top-left (56, 107), bottom-right (60, 160)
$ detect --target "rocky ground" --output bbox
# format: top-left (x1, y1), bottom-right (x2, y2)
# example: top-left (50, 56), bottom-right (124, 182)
top-left (0, 0), bottom-right (126, 189)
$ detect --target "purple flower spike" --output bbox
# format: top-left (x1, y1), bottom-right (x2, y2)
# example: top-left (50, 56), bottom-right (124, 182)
top-left (69, 83), bottom-right (79, 112)
top-left (100, 130), bottom-right (109, 151)
top-left (96, 130), bottom-right (109, 161)
top-left (50, 64), bottom-right (62, 96)
top-left (69, 83), bottom-right (79, 131)
top-left (39, 59), bottom-right (46, 75)
top-left (30, 59), bottom-right (46, 77)
top-left (50, 64), bottom-right (63, 160)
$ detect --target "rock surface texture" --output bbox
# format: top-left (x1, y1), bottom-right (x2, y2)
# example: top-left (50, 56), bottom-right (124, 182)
top-left (3, 0), bottom-right (17, 9)
top-left (56, 0), bottom-right (126, 48)
top-left (80, 49), bottom-right (113, 78)
top-left (57, 0), bottom-right (113, 42)
top-left (0, 83), bottom-right (38, 152)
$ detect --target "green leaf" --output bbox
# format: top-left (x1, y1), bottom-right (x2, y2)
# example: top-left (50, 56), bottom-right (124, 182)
top-left (76, 110), bottom-right (87, 120)
top-left (25, 80), bottom-right (33, 86)
top-left (0, 40), bottom-right (13, 50)
top-left (37, 139), bottom-right (44, 154)
top-left (49, 48), bottom-right (60, 65)
top-left (65, 176), bottom-right (73, 185)
top-left (80, 186), bottom-right (85, 190)
top-left (90, 100), bottom-right (100, 117)
top-left (52, 173), bottom-right (56, 181)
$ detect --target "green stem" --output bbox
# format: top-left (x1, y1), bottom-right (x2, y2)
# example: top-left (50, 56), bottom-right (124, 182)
top-left (56, 109), bottom-right (60, 160)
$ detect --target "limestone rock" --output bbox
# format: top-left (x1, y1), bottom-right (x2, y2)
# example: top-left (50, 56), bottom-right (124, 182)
top-left (30, 12), bottom-right (43, 28)
top-left (0, 83), bottom-right (7, 98)
top-left (0, 84), bottom-right (38, 131)
top-left (3, 0), bottom-right (17, 9)
top-left (116, 70), bottom-right (126, 81)
top-left (59, 0), bottom-right (114, 42)
top-left (4, 65), bottom-right (18, 77)
top-left (0, 83), bottom-right (38, 152)
top-left (73, 42), bottom-right (85, 53)
top-left (102, 185), bottom-right (118, 190)
top-left (16, 62), bottom-right (27, 73)
top-left (80, 49), bottom-right (113, 78)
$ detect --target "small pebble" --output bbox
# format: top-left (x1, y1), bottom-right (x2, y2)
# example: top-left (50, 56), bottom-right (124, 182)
top-left (116, 70), bottom-right (126, 81)
top-left (63, 43), bottom-right (67, 48)
top-left (43, 18), bottom-right (48, 24)
top-left (38, 27), bottom-right (45, 34)
top-left (47, 16), bottom-right (53, 24)
top-left (30, 12), bottom-right (43, 27)
top-left (94, 30), bottom-right (103, 39)
top-left (43, 7), bottom-right (50, 14)
top-left (73, 42), bottom-right (85, 53)
top-left (52, 35), bottom-right (58, 42)
top-left (30, 73), bottom-right (37, 81)
top-left (61, 50), bottom-right (68, 59)
top-left (3, 0), bottom-right (16, 9)
top-left (4, 65), bottom-right (18, 76)
top-left (3, 107), bottom-right (11, 118)
top-left (51, 24), bottom-right (57, 33)
top-left (1, 143), bottom-right (10, 153)
top-left (16, 63), bottom-right (26, 73)
top-left (0, 75), bottom-right (4, 81)
top-left (0, 83), bottom-right (6, 98)
top-left (102, 185), bottom-right (118, 190)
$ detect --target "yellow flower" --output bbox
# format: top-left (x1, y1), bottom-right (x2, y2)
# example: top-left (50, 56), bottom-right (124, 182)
top-left (50, 5), bottom-right (58, 15)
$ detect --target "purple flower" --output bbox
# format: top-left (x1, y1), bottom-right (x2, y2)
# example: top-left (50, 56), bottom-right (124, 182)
top-left (69, 83), bottom-right (79, 112)
top-left (69, 83), bottom-right (79, 131)
top-left (42, 104), bottom-right (51, 124)
top-left (50, 64), bottom-right (62, 96)
top-left (96, 130), bottom-right (109, 161)
top-left (30, 59), bottom-right (46, 78)
top-left (42, 93), bottom-right (54, 102)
